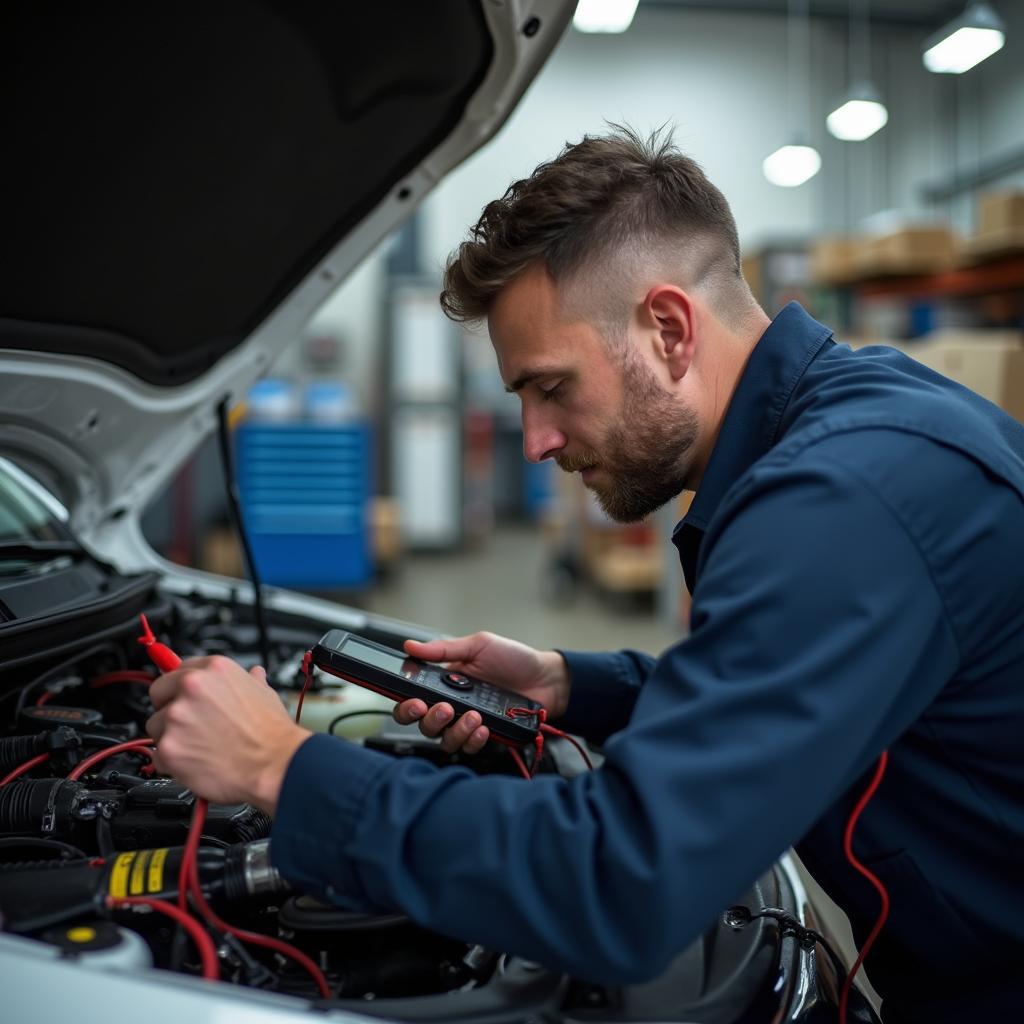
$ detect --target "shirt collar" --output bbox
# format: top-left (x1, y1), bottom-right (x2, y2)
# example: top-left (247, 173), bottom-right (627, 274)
top-left (676, 302), bottom-right (833, 539)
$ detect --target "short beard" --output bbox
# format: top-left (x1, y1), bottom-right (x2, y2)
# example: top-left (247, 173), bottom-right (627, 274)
top-left (585, 354), bottom-right (699, 524)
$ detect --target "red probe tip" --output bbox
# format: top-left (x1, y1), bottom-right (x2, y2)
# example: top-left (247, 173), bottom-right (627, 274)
top-left (138, 613), bottom-right (156, 646)
top-left (137, 614), bottom-right (182, 672)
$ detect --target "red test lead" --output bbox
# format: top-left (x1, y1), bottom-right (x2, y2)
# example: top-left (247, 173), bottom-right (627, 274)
top-left (136, 614), bottom-right (196, 913)
top-left (138, 614), bottom-right (182, 672)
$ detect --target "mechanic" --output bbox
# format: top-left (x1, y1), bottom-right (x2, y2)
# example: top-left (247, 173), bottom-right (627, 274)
top-left (146, 127), bottom-right (1024, 1023)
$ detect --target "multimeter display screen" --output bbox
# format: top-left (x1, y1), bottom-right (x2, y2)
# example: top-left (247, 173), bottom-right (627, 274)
top-left (340, 637), bottom-right (407, 675)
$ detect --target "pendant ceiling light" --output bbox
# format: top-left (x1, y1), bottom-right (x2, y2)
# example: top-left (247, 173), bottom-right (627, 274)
top-left (763, 145), bottom-right (823, 188)
top-left (764, 0), bottom-right (822, 187)
top-left (573, 0), bottom-right (639, 34)
top-left (827, 1), bottom-right (889, 141)
top-left (923, 2), bottom-right (1005, 74)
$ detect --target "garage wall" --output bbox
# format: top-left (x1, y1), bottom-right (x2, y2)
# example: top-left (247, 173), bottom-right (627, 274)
top-left (423, 6), bottom-right (830, 265)
top-left (302, 3), bottom-right (1024, 400)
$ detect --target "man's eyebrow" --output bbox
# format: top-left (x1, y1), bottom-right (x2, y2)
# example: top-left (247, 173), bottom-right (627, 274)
top-left (504, 368), bottom-right (569, 394)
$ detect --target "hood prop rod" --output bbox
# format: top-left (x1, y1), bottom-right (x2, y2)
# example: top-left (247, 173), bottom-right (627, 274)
top-left (217, 395), bottom-right (271, 672)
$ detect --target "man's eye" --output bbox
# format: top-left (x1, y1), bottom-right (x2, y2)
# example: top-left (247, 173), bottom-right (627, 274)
top-left (540, 381), bottom-right (566, 401)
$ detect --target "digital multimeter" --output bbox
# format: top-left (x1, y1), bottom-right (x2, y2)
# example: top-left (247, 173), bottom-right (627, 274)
top-left (310, 630), bottom-right (543, 746)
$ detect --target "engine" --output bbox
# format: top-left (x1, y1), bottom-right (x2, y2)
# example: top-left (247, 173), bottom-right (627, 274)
top-left (0, 593), bottom-right (564, 1012)
top-left (0, 590), bottom-right (825, 1022)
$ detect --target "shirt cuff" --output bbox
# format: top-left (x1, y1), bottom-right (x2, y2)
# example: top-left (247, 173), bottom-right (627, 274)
top-left (557, 649), bottom-right (648, 744)
top-left (269, 732), bottom-right (396, 909)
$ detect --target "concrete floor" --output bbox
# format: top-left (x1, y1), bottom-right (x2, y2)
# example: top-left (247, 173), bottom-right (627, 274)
top-left (361, 523), bottom-right (684, 655)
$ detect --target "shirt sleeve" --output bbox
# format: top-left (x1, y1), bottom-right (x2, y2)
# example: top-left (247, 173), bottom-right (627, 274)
top-left (555, 648), bottom-right (656, 743)
top-left (270, 455), bottom-right (958, 985)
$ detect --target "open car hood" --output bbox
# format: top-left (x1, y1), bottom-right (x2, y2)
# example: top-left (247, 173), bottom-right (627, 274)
top-left (0, 1), bottom-right (573, 559)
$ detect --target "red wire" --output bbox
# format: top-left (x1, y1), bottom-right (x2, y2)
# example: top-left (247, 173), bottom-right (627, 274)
top-left (0, 752), bottom-right (51, 787)
top-left (66, 739), bottom-right (155, 781)
top-left (186, 845), bottom-right (331, 998)
top-left (295, 651), bottom-right (313, 724)
top-left (33, 670), bottom-right (155, 706)
top-left (507, 746), bottom-right (532, 780)
top-left (506, 705), bottom-right (595, 776)
top-left (839, 750), bottom-right (891, 1024)
top-left (177, 792), bottom-right (330, 996)
top-left (90, 671), bottom-right (156, 687)
top-left (108, 895), bottom-right (219, 981)
top-left (179, 797), bottom-right (208, 912)
top-left (540, 723), bottom-right (594, 771)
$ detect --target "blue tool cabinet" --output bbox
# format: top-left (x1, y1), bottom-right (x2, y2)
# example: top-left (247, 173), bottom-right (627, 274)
top-left (236, 422), bottom-right (372, 589)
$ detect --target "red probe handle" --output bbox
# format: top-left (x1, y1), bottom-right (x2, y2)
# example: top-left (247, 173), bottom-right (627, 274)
top-left (138, 614), bottom-right (182, 672)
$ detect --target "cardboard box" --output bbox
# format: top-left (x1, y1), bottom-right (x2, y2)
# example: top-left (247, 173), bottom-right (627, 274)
top-left (964, 190), bottom-right (1024, 262)
top-left (854, 226), bottom-right (958, 277)
top-left (201, 527), bottom-right (244, 578)
top-left (979, 191), bottom-right (1024, 234)
top-left (900, 330), bottom-right (1024, 423)
top-left (810, 237), bottom-right (863, 285)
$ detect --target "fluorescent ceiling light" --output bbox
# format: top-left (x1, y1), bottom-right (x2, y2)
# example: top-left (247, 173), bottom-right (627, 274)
top-left (763, 144), bottom-right (822, 188)
top-left (573, 0), bottom-right (639, 34)
top-left (827, 82), bottom-right (889, 141)
top-left (923, 3), bottom-right (1005, 73)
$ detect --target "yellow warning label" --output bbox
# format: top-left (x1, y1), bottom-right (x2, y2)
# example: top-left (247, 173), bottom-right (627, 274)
top-left (148, 847), bottom-right (169, 894)
top-left (67, 927), bottom-right (97, 944)
top-left (129, 849), bottom-right (152, 896)
top-left (109, 852), bottom-right (136, 898)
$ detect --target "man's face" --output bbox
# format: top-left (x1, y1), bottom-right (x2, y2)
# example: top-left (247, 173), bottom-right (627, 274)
top-left (489, 265), bottom-right (700, 524)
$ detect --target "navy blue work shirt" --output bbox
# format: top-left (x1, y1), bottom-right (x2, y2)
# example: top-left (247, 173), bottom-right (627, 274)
top-left (272, 303), bottom-right (1024, 1022)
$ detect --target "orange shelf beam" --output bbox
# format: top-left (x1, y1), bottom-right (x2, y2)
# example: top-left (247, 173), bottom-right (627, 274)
top-left (856, 256), bottom-right (1024, 300)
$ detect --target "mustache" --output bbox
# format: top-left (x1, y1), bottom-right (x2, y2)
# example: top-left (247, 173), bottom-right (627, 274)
top-left (555, 451), bottom-right (599, 473)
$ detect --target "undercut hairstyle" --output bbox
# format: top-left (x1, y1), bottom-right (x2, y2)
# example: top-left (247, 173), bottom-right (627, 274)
top-left (440, 125), bottom-right (747, 332)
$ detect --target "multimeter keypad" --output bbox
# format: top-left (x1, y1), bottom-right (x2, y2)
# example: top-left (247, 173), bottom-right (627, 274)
top-left (476, 687), bottom-right (513, 713)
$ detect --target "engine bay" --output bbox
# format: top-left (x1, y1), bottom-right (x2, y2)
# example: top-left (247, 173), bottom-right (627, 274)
top-left (0, 583), bottom-right (825, 1022)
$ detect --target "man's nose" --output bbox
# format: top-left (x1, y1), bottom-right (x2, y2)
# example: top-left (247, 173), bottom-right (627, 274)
top-left (522, 407), bottom-right (567, 464)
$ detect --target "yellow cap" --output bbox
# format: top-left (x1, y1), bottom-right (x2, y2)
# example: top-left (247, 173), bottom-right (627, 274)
top-left (66, 927), bottom-right (97, 944)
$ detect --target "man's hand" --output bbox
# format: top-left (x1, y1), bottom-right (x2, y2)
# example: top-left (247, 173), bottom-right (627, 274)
top-left (145, 656), bottom-right (311, 815)
top-left (394, 632), bottom-right (570, 754)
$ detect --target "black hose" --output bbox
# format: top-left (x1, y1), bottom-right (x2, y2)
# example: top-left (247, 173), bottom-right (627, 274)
top-left (0, 837), bottom-right (87, 861)
top-left (328, 710), bottom-right (392, 735)
top-left (77, 733), bottom-right (124, 749)
top-left (0, 734), bottom-right (47, 771)
top-left (0, 779), bottom-right (79, 834)
top-left (0, 858), bottom-right (87, 871)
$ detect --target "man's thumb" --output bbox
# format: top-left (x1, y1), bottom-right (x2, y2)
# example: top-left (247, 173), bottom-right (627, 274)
top-left (405, 637), bottom-right (441, 655)
top-left (250, 665), bottom-right (268, 684)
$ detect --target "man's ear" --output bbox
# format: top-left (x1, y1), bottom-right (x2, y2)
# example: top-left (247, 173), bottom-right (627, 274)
top-left (644, 286), bottom-right (696, 382)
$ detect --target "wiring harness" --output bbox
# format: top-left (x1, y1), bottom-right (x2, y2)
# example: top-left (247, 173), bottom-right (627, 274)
top-left (138, 616), bottom-right (331, 997)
